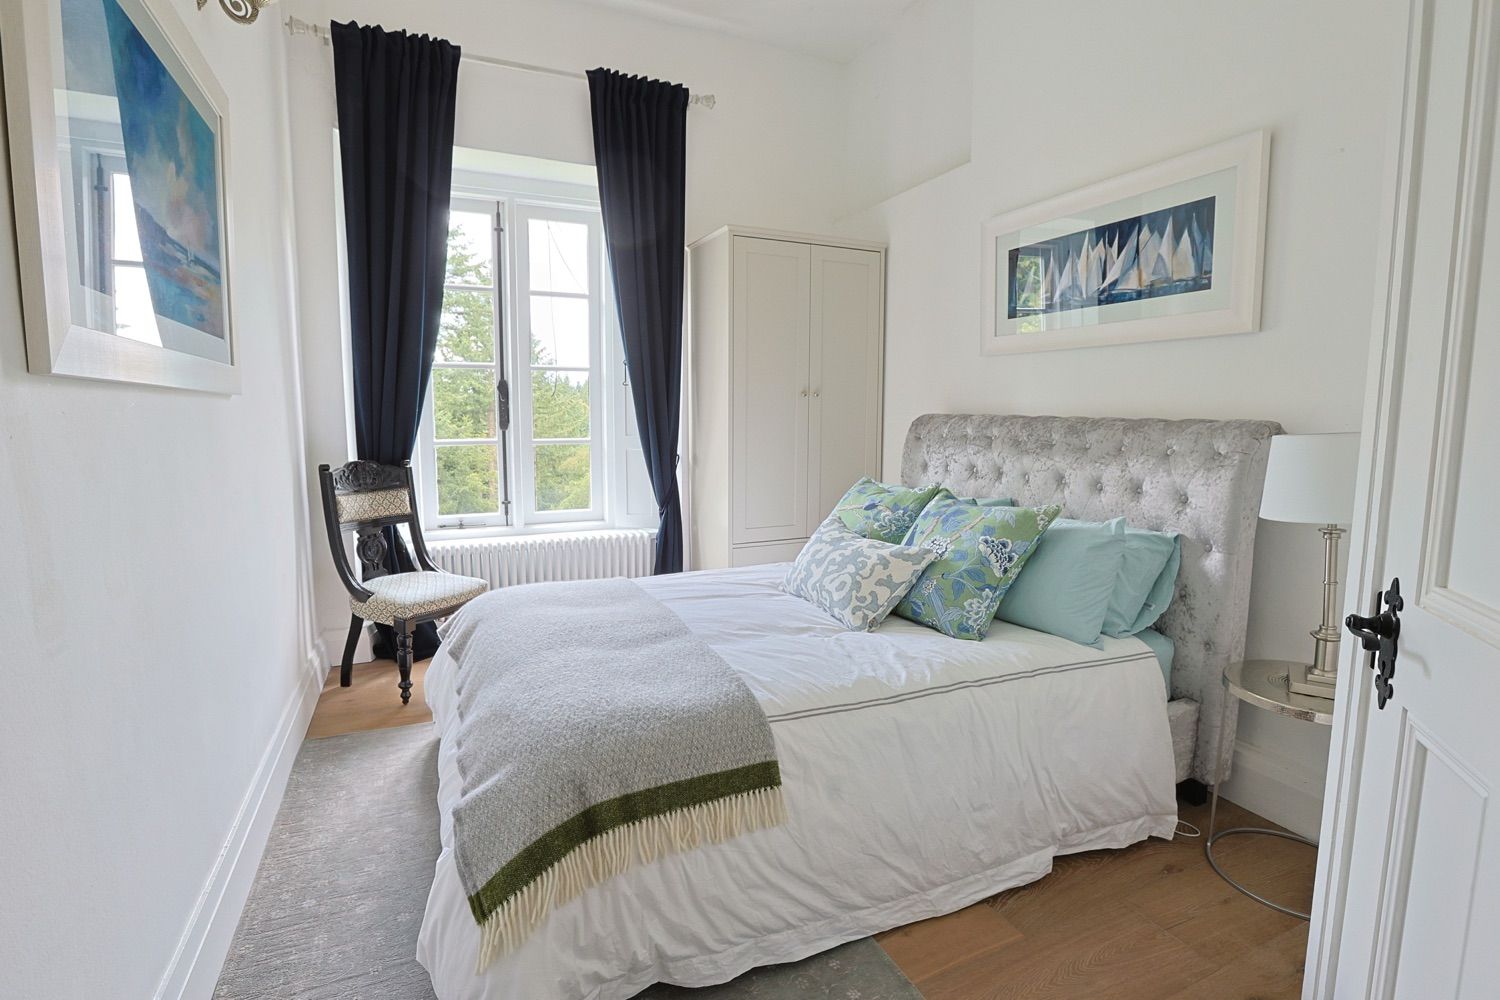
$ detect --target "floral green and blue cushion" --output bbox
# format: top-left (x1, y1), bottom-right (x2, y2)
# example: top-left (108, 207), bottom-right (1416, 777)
top-left (830, 478), bottom-right (944, 544)
top-left (895, 491), bottom-right (1062, 640)
top-left (996, 518), bottom-right (1127, 645)
top-left (782, 519), bottom-right (937, 632)
top-left (1101, 527), bottom-right (1182, 637)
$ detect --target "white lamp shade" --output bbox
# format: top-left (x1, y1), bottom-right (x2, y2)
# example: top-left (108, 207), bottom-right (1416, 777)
top-left (1259, 433), bottom-right (1361, 525)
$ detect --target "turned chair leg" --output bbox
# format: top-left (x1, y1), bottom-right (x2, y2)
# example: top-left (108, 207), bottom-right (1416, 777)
top-left (340, 614), bottom-right (363, 688)
top-left (394, 619), bottom-right (414, 706)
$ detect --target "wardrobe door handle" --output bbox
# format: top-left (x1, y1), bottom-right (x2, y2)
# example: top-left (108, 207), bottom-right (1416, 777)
top-left (811, 389), bottom-right (820, 398)
top-left (800, 388), bottom-right (808, 397)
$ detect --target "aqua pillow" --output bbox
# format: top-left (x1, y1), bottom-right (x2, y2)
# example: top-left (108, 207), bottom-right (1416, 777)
top-left (1101, 528), bottom-right (1182, 637)
top-left (1136, 627), bottom-right (1176, 694)
top-left (997, 518), bottom-right (1127, 645)
top-left (959, 496), bottom-right (1016, 506)
top-left (830, 478), bottom-right (943, 543)
top-left (895, 491), bottom-right (1061, 640)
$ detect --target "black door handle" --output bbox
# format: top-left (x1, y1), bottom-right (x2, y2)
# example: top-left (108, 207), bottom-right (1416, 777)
top-left (1346, 578), bottom-right (1402, 709)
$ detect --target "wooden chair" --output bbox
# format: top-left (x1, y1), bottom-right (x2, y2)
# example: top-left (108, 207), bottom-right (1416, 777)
top-left (318, 460), bottom-right (488, 704)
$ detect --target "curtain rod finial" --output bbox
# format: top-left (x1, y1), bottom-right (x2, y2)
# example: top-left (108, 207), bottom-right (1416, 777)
top-left (285, 14), bottom-right (330, 44)
top-left (690, 93), bottom-right (716, 110)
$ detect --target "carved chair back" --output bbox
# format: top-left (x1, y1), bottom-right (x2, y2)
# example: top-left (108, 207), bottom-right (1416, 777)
top-left (317, 460), bottom-right (440, 601)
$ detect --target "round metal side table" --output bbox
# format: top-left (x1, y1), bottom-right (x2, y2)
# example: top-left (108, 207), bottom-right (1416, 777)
top-left (1206, 660), bottom-right (1334, 920)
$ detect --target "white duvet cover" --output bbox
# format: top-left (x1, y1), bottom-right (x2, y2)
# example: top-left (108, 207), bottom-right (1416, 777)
top-left (417, 564), bottom-right (1178, 1000)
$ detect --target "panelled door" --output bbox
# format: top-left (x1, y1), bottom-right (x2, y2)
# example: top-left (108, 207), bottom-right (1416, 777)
top-left (1306, 0), bottom-right (1500, 995)
top-left (807, 244), bottom-right (883, 529)
top-left (730, 237), bottom-right (811, 544)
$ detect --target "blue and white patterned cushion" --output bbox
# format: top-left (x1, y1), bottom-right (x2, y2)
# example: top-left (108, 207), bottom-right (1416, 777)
top-left (782, 520), bottom-right (937, 632)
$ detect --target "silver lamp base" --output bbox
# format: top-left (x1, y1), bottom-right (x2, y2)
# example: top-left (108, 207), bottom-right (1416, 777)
top-left (1283, 524), bottom-right (1345, 703)
top-left (1287, 662), bottom-right (1338, 700)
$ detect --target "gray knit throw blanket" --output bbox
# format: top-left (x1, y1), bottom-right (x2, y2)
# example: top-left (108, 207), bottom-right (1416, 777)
top-left (440, 578), bottom-right (785, 969)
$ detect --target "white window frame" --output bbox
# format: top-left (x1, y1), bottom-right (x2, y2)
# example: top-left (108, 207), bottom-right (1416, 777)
top-left (514, 201), bottom-right (606, 525)
top-left (414, 167), bottom-right (652, 537)
top-left (418, 196), bottom-right (510, 530)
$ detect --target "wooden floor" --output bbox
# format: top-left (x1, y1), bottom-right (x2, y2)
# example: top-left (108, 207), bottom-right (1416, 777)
top-left (310, 659), bottom-right (1314, 999)
top-left (876, 798), bottom-right (1313, 999)
top-left (305, 656), bottom-right (434, 739)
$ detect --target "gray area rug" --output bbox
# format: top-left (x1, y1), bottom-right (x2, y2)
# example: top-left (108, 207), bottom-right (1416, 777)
top-left (215, 723), bottom-right (922, 999)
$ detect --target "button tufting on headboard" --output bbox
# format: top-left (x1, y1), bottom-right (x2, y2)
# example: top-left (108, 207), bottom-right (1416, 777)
top-left (900, 413), bottom-right (1282, 784)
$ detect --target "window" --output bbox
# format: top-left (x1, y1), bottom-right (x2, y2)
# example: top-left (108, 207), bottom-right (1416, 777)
top-left (105, 170), bottom-right (162, 344)
top-left (518, 205), bottom-right (603, 522)
top-left (72, 149), bottom-right (162, 344)
top-left (416, 170), bottom-right (652, 533)
top-left (430, 201), bottom-right (505, 523)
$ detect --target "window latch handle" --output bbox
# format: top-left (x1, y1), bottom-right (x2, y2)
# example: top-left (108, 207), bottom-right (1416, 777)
top-left (496, 378), bottom-right (511, 432)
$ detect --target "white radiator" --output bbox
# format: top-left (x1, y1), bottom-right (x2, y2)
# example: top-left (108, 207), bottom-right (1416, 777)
top-left (431, 530), bottom-right (657, 588)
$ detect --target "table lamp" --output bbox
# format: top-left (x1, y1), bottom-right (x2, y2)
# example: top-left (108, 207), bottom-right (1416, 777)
top-left (1259, 432), bottom-right (1361, 700)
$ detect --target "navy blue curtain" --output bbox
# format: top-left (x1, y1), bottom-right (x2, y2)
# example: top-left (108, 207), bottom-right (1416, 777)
top-left (332, 21), bottom-right (460, 658)
top-left (587, 69), bottom-right (688, 575)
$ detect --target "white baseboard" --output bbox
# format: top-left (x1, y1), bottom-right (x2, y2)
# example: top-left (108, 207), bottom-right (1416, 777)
top-left (153, 654), bottom-right (325, 1000)
top-left (1218, 738), bottom-right (1328, 842)
top-left (320, 622), bottom-right (374, 669)
top-left (309, 635), bottom-right (331, 679)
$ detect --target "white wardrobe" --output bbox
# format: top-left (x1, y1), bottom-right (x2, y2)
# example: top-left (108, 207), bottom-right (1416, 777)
top-left (688, 227), bottom-right (886, 569)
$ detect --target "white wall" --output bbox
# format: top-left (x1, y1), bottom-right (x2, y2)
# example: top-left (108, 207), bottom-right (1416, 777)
top-left (282, 0), bottom-right (853, 656)
top-left (0, 10), bottom-right (317, 1000)
top-left (840, 0), bottom-right (972, 210)
top-left (837, 0), bottom-right (1407, 838)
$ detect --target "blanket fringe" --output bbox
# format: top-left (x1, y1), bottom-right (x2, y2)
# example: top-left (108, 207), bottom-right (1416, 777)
top-left (475, 785), bottom-right (788, 971)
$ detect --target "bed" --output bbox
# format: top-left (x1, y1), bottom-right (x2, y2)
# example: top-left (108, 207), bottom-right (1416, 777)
top-left (416, 413), bottom-right (1280, 1000)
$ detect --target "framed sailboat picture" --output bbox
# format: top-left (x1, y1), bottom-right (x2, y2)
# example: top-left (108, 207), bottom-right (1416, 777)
top-left (1, 0), bottom-right (237, 392)
top-left (981, 131), bottom-right (1268, 355)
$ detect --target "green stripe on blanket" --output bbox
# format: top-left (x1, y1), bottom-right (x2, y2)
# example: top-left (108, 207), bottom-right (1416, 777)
top-left (467, 759), bottom-right (783, 923)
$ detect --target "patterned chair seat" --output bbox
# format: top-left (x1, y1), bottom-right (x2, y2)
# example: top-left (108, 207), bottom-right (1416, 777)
top-left (352, 571), bottom-right (489, 625)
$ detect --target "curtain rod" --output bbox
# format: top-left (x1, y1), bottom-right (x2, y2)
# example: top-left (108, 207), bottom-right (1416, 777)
top-left (284, 16), bottom-right (717, 109)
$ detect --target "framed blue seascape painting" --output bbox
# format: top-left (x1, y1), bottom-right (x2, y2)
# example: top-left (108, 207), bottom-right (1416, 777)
top-left (2, 0), bottom-right (238, 392)
top-left (981, 132), bottom-right (1268, 355)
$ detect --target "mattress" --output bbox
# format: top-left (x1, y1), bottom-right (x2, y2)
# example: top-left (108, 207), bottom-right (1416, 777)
top-left (417, 564), bottom-right (1178, 1000)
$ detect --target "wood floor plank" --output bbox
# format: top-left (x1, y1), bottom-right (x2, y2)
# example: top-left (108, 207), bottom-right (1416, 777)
top-left (1148, 885), bottom-right (1308, 968)
top-left (876, 904), bottom-right (1025, 983)
top-left (990, 838), bottom-right (1181, 936)
top-left (1159, 924), bottom-right (1309, 1000)
top-left (305, 658), bottom-right (432, 739)
top-left (917, 901), bottom-right (1220, 1000)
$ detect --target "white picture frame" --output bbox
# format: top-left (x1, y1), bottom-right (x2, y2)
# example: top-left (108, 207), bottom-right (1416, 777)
top-left (981, 130), bottom-right (1268, 356)
top-left (1, 0), bottom-right (238, 393)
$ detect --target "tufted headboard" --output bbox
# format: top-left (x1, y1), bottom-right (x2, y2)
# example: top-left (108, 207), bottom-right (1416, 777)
top-left (900, 413), bottom-right (1282, 784)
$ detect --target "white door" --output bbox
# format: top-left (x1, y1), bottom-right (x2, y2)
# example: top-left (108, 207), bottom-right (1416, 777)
top-left (807, 244), bottom-right (883, 528)
top-left (1305, 0), bottom-right (1500, 996)
top-left (730, 237), bottom-right (811, 544)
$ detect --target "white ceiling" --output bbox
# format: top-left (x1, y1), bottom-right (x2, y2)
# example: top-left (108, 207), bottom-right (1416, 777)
top-left (571, 0), bottom-right (916, 62)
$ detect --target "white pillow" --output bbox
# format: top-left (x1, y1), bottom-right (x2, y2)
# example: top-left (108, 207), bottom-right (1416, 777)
top-left (782, 520), bottom-right (936, 631)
